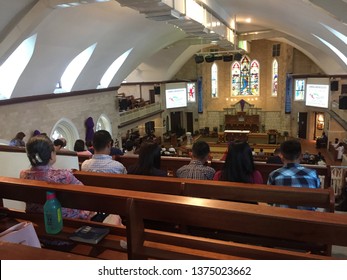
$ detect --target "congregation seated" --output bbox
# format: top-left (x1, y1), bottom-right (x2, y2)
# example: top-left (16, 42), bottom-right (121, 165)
top-left (316, 132), bottom-right (328, 148)
top-left (266, 148), bottom-right (283, 164)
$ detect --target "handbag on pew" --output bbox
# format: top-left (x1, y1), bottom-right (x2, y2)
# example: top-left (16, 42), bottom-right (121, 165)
top-left (0, 221), bottom-right (41, 248)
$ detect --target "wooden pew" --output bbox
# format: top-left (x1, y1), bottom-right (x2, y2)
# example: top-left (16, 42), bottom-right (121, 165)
top-left (0, 241), bottom-right (97, 260)
top-left (0, 144), bottom-right (80, 211)
top-left (0, 176), bottom-right (344, 260)
top-left (73, 171), bottom-right (335, 213)
top-left (117, 155), bottom-right (330, 187)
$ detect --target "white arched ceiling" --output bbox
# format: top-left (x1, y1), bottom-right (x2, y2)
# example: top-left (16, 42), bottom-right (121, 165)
top-left (1, 0), bottom-right (347, 100)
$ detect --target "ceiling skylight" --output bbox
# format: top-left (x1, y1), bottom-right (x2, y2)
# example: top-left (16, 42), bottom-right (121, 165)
top-left (55, 43), bottom-right (97, 93)
top-left (97, 48), bottom-right (133, 89)
top-left (321, 23), bottom-right (347, 44)
top-left (0, 34), bottom-right (37, 100)
top-left (313, 34), bottom-right (347, 66)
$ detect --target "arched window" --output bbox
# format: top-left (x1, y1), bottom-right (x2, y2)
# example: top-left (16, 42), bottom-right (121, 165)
top-left (50, 118), bottom-right (79, 151)
top-left (272, 59), bottom-right (278, 96)
top-left (96, 114), bottom-right (112, 136)
top-left (211, 63), bottom-right (218, 98)
top-left (98, 48), bottom-right (133, 89)
top-left (231, 55), bottom-right (260, 96)
top-left (0, 34), bottom-right (37, 100)
top-left (54, 43), bottom-right (97, 93)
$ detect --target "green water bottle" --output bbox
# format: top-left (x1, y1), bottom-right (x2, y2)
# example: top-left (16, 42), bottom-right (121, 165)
top-left (43, 191), bottom-right (63, 234)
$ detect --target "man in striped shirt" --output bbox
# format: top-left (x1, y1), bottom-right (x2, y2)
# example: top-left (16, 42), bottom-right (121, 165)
top-left (176, 141), bottom-right (215, 180)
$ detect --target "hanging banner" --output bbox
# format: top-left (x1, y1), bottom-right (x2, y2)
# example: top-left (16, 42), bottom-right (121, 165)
top-left (285, 73), bottom-right (292, 114)
top-left (197, 77), bottom-right (203, 114)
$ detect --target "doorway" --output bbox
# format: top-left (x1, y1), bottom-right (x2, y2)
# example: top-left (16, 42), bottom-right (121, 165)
top-left (298, 112), bottom-right (307, 139)
top-left (186, 112), bottom-right (193, 134)
top-left (170, 111), bottom-right (182, 135)
top-left (314, 112), bottom-right (325, 139)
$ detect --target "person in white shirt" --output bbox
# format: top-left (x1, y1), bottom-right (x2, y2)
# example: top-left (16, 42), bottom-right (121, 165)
top-left (81, 130), bottom-right (127, 173)
top-left (336, 142), bottom-right (345, 160)
top-left (332, 138), bottom-right (340, 149)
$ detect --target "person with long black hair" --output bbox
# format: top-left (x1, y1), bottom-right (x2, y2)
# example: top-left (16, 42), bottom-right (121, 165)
top-left (213, 140), bottom-right (263, 184)
top-left (127, 141), bottom-right (167, 177)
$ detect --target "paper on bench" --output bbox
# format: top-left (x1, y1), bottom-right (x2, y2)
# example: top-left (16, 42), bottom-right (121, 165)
top-left (0, 222), bottom-right (41, 248)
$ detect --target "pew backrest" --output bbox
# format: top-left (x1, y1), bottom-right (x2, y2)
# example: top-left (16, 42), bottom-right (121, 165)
top-left (73, 171), bottom-right (335, 212)
top-left (0, 176), bottom-right (346, 260)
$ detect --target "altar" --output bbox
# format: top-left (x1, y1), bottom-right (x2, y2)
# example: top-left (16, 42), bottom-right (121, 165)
top-left (224, 130), bottom-right (250, 142)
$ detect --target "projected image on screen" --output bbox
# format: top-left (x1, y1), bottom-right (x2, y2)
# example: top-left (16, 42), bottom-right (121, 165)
top-left (305, 84), bottom-right (329, 108)
top-left (165, 88), bottom-right (187, 109)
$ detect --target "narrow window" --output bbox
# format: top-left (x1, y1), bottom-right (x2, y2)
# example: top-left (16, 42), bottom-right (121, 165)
top-left (272, 59), bottom-right (278, 96)
top-left (211, 63), bottom-right (218, 98)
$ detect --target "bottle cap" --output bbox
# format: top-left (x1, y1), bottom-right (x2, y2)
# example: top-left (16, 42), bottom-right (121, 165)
top-left (46, 191), bottom-right (56, 200)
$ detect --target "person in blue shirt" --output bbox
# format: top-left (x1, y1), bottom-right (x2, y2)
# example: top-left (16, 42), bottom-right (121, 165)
top-left (267, 139), bottom-right (320, 210)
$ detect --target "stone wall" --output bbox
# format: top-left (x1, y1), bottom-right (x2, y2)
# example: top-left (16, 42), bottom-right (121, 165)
top-left (0, 90), bottom-right (120, 146)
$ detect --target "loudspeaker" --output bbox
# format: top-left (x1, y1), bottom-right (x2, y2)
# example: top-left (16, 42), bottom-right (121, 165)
top-left (194, 55), bottom-right (204, 64)
top-left (339, 95), bottom-right (347, 109)
top-left (234, 53), bottom-right (242, 61)
top-left (204, 55), bottom-right (214, 63)
top-left (154, 86), bottom-right (160, 95)
top-left (331, 80), bottom-right (339, 91)
top-left (223, 55), bottom-right (233, 62)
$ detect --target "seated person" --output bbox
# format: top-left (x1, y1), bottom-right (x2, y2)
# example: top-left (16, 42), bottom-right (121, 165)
top-left (266, 148), bottom-right (283, 164)
top-left (214, 141), bottom-right (263, 184)
top-left (316, 132), bottom-right (327, 148)
top-left (336, 142), bottom-right (345, 160)
top-left (123, 140), bottom-right (137, 157)
top-left (110, 139), bottom-right (124, 159)
top-left (53, 138), bottom-right (66, 151)
top-left (81, 130), bottom-right (127, 174)
top-left (9, 131), bottom-right (26, 147)
top-left (258, 148), bottom-right (265, 156)
top-left (176, 141), bottom-right (215, 180)
top-left (20, 135), bottom-right (94, 220)
top-left (267, 140), bottom-right (320, 210)
top-left (73, 139), bottom-right (92, 157)
top-left (127, 142), bottom-right (167, 177)
top-left (332, 138), bottom-right (340, 149)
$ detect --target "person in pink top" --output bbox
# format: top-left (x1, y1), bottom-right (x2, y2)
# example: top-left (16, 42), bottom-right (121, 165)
top-left (213, 140), bottom-right (263, 184)
top-left (20, 134), bottom-right (94, 220)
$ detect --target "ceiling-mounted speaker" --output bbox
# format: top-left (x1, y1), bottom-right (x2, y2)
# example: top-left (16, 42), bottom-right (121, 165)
top-left (205, 55), bottom-right (215, 63)
top-left (194, 55), bottom-right (204, 64)
top-left (330, 80), bottom-right (339, 91)
top-left (234, 53), bottom-right (242, 61)
top-left (339, 95), bottom-right (347, 109)
top-left (223, 55), bottom-right (233, 62)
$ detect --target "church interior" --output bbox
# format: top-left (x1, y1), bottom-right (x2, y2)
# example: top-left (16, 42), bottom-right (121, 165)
top-left (1, 0), bottom-right (347, 261)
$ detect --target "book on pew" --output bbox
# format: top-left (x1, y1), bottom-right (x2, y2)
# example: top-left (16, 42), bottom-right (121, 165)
top-left (69, 226), bottom-right (110, 244)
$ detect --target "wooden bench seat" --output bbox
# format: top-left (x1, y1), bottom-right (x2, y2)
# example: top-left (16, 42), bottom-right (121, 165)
top-left (0, 241), bottom-right (98, 260)
top-left (116, 155), bottom-right (330, 187)
top-left (1, 176), bottom-right (344, 259)
top-left (73, 171), bottom-right (335, 212)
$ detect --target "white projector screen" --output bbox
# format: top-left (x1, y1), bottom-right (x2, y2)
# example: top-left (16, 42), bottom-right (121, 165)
top-left (305, 78), bottom-right (330, 108)
top-left (165, 82), bottom-right (187, 109)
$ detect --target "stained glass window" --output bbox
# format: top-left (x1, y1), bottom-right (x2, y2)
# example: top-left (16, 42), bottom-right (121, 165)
top-left (272, 59), bottom-right (278, 96)
top-left (211, 63), bottom-right (218, 98)
top-left (231, 55), bottom-right (259, 96)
